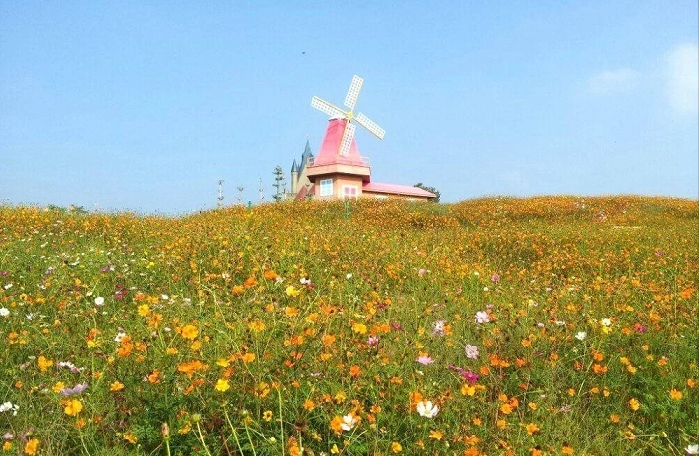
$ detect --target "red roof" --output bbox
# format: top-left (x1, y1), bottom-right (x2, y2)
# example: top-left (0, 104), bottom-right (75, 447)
top-left (362, 182), bottom-right (436, 198)
top-left (309, 119), bottom-right (369, 167)
top-left (295, 184), bottom-right (314, 200)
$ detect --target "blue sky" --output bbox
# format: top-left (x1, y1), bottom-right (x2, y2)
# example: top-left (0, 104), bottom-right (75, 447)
top-left (1, 1), bottom-right (697, 214)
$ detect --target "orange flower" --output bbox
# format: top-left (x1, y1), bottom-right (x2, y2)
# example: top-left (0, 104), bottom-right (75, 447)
top-left (244, 276), bottom-right (258, 288)
top-left (349, 365), bottom-right (361, 378)
top-left (177, 360), bottom-right (207, 377)
top-left (499, 403), bottom-right (513, 415)
top-left (330, 415), bottom-right (344, 434)
top-left (110, 381), bottom-right (125, 392)
top-left (561, 444), bottom-right (574, 455)
top-left (147, 370), bottom-right (161, 384)
top-left (241, 352), bottom-right (256, 364)
top-left (264, 269), bottom-right (279, 280)
top-left (232, 285), bottom-right (245, 296)
top-left (525, 423), bottom-right (540, 435)
top-left (303, 399), bottom-right (316, 411)
top-left (180, 324), bottom-right (198, 340)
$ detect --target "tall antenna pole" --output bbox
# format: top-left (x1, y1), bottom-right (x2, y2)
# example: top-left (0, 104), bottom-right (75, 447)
top-left (217, 180), bottom-right (225, 208)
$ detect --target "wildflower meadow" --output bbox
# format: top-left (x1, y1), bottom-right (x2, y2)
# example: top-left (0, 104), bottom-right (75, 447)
top-left (0, 196), bottom-right (697, 456)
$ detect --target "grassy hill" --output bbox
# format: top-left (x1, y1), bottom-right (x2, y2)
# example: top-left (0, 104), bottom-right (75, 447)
top-left (0, 196), bottom-right (697, 455)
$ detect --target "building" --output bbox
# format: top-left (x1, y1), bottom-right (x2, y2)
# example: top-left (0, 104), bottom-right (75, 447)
top-left (289, 118), bottom-right (436, 201)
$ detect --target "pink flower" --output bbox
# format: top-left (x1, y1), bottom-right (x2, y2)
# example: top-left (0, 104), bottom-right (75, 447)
top-left (465, 344), bottom-right (479, 359)
top-left (474, 311), bottom-right (490, 324)
top-left (417, 355), bottom-right (434, 365)
top-left (491, 274), bottom-right (500, 282)
top-left (367, 336), bottom-right (379, 347)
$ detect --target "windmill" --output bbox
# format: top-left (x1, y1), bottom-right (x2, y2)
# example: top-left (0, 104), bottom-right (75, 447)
top-left (310, 75), bottom-right (385, 157)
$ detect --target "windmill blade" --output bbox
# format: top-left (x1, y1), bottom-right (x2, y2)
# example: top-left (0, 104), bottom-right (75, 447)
top-left (338, 122), bottom-right (356, 156)
top-left (344, 75), bottom-right (364, 110)
top-left (355, 112), bottom-right (386, 140)
top-left (311, 96), bottom-right (346, 119)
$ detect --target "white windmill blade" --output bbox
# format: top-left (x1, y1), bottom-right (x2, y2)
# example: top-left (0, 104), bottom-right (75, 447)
top-left (338, 122), bottom-right (356, 156)
top-left (355, 112), bottom-right (386, 140)
top-left (311, 96), bottom-right (346, 119)
top-left (344, 75), bottom-right (364, 110)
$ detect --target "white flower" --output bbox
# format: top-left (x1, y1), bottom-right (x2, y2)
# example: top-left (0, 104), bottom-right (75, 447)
top-left (161, 294), bottom-right (169, 300)
top-left (346, 273), bottom-right (353, 280)
top-left (601, 318), bottom-right (612, 326)
top-left (686, 444), bottom-right (699, 455)
top-left (465, 344), bottom-right (479, 359)
top-left (474, 311), bottom-right (490, 324)
top-left (575, 331), bottom-right (587, 341)
top-left (416, 400), bottom-right (439, 418)
top-left (555, 320), bottom-right (566, 326)
top-left (0, 307), bottom-right (9, 317)
top-left (114, 331), bottom-right (126, 343)
top-left (0, 402), bottom-right (18, 415)
top-left (94, 296), bottom-right (105, 306)
top-left (340, 414), bottom-right (358, 431)
top-left (3, 283), bottom-right (12, 290)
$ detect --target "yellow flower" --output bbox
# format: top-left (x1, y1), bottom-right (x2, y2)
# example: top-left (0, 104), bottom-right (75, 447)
top-left (64, 399), bottom-right (83, 416)
top-left (180, 324), bottom-right (198, 340)
top-left (352, 322), bottom-right (367, 334)
top-left (24, 438), bottom-right (39, 455)
top-left (248, 320), bottom-right (266, 332)
top-left (215, 379), bottom-right (230, 392)
top-left (391, 441), bottom-right (403, 453)
top-left (669, 389), bottom-right (683, 400)
top-left (138, 304), bottom-right (151, 317)
top-left (124, 433), bottom-right (138, 444)
top-left (3, 441), bottom-right (13, 451)
top-left (52, 381), bottom-right (66, 393)
top-left (429, 429), bottom-right (443, 440)
top-left (285, 285), bottom-right (301, 297)
top-left (263, 410), bottom-right (273, 421)
top-left (110, 381), bottom-right (125, 392)
top-left (38, 355), bottom-right (53, 372)
top-left (628, 398), bottom-right (640, 411)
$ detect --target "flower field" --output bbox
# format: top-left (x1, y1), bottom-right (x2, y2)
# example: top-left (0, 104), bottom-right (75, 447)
top-left (0, 196), bottom-right (697, 455)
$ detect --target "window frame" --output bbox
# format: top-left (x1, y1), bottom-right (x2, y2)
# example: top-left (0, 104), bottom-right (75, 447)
top-left (319, 178), bottom-right (333, 197)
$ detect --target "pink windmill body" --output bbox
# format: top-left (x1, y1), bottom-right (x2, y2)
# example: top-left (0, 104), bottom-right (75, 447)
top-left (289, 76), bottom-right (436, 201)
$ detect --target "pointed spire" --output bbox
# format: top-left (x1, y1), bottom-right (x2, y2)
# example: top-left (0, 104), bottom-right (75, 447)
top-left (291, 159), bottom-right (298, 173)
top-left (303, 138), bottom-right (312, 156)
top-left (299, 137), bottom-right (314, 172)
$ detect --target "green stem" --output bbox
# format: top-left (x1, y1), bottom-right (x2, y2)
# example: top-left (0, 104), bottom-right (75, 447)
top-left (195, 421), bottom-right (213, 456)
top-left (224, 409), bottom-right (246, 456)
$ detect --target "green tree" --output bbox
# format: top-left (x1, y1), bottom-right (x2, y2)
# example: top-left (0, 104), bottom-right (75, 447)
top-left (272, 166), bottom-right (286, 202)
top-left (414, 183), bottom-right (440, 202)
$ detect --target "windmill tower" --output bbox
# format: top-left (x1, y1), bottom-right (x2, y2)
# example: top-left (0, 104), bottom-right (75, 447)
top-left (305, 75), bottom-right (385, 200)
top-left (311, 75), bottom-right (385, 156)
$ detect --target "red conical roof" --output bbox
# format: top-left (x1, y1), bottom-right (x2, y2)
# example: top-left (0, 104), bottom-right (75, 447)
top-left (310, 118), bottom-right (369, 167)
